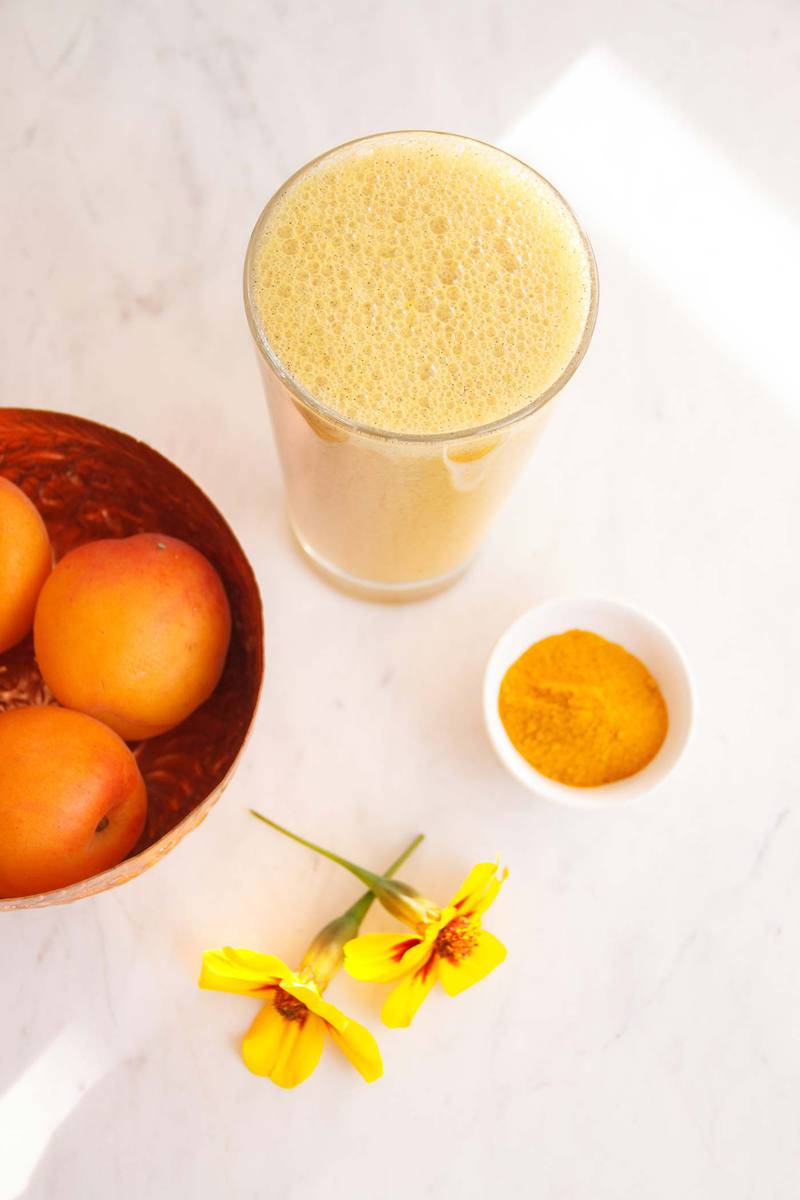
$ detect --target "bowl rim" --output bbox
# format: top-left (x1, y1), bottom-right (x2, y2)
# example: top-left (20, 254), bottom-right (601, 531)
top-left (0, 407), bottom-right (265, 909)
top-left (483, 594), bottom-right (695, 808)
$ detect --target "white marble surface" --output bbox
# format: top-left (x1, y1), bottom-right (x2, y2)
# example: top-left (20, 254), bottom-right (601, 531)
top-left (2, 1), bottom-right (799, 1197)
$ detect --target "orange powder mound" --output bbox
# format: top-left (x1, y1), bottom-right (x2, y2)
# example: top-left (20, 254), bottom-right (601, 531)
top-left (498, 629), bottom-right (668, 787)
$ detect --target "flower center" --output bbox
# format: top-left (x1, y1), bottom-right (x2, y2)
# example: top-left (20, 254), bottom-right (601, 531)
top-left (273, 986), bottom-right (307, 1022)
top-left (434, 915), bottom-right (479, 962)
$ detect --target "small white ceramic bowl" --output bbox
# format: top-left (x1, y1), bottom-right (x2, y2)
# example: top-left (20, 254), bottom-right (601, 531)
top-left (483, 596), bottom-right (694, 807)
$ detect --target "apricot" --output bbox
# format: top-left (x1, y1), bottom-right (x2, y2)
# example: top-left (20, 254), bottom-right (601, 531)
top-left (34, 532), bottom-right (231, 740)
top-left (0, 475), bottom-right (52, 653)
top-left (0, 706), bottom-right (147, 897)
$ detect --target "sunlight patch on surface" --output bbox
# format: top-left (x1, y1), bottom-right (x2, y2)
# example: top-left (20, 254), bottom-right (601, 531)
top-left (0, 1027), bottom-right (106, 1199)
top-left (501, 47), bottom-right (798, 414)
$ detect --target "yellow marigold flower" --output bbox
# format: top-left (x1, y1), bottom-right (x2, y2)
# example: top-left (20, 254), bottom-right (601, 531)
top-left (248, 813), bottom-right (508, 1031)
top-left (343, 862), bottom-right (508, 1028)
top-left (199, 833), bottom-right (423, 1088)
top-left (199, 948), bottom-right (382, 1089)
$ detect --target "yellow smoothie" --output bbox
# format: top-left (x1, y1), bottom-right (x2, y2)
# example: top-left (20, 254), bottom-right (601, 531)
top-left (249, 133), bottom-right (593, 436)
top-left (245, 132), bottom-right (597, 598)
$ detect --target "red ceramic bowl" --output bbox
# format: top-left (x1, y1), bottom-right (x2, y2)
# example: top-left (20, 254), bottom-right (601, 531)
top-left (0, 409), bottom-right (264, 909)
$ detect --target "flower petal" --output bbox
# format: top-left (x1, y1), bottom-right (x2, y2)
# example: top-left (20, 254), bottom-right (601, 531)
top-left (242, 1004), bottom-right (326, 1088)
top-left (199, 947), bottom-right (292, 996)
top-left (437, 930), bottom-right (507, 997)
top-left (466, 873), bottom-right (505, 919)
top-left (343, 932), bottom-right (430, 983)
top-left (450, 863), bottom-right (507, 919)
top-left (381, 956), bottom-right (439, 1028)
top-left (326, 1016), bottom-right (384, 1083)
top-left (278, 979), bottom-right (354, 1033)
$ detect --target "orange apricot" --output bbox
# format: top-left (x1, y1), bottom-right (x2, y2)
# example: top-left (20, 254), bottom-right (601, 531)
top-left (0, 705), bottom-right (147, 897)
top-left (34, 533), bottom-right (232, 740)
top-left (0, 475), bottom-right (52, 653)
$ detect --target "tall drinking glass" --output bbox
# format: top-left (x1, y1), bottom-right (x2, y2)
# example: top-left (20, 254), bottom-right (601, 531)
top-left (244, 132), bottom-right (598, 602)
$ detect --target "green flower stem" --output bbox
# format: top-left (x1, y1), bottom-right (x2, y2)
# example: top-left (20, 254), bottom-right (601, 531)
top-left (250, 809), bottom-right (439, 927)
top-left (250, 810), bottom-right (396, 892)
top-left (298, 832), bottom-right (425, 990)
top-left (342, 833), bottom-right (425, 928)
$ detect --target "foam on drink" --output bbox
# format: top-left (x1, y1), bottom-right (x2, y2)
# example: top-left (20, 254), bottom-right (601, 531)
top-left (249, 132), bottom-right (593, 436)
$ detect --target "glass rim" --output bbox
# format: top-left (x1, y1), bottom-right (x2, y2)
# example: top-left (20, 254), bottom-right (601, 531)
top-left (243, 130), bottom-right (599, 446)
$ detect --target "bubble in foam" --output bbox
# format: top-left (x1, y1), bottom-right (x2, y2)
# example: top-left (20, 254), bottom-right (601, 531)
top-left (250, 132), bottom-right (592, 436)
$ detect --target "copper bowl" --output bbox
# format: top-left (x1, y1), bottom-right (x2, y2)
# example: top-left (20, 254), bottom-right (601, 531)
top-left (0, 409), bottom-right (264, 910)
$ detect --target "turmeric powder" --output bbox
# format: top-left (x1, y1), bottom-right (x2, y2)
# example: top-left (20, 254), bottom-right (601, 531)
top-left (498, 629), bottom-right (668, 787)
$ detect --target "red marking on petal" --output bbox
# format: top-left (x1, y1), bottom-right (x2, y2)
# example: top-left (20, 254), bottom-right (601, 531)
top-left (420, 953), bottom-right (438, 981)
top-left (391, 937), bottom-right (422, 962)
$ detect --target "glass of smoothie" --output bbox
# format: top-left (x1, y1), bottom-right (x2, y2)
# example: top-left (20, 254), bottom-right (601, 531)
top-left (244, 131), bottom-right (598, 601)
